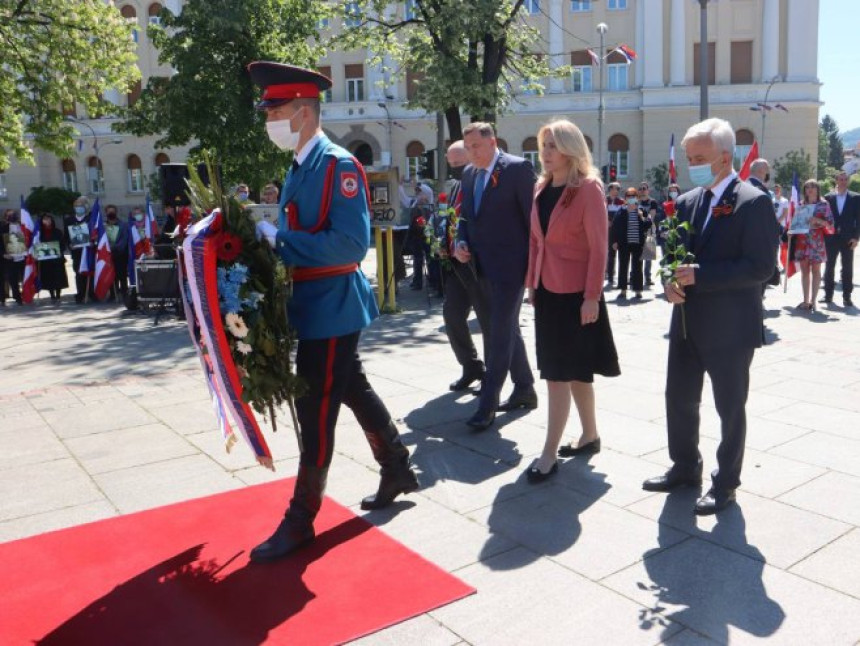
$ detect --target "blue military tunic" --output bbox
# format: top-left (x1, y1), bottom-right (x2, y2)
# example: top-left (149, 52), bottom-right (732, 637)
top-left (275, 134), bottom-right (379, 340)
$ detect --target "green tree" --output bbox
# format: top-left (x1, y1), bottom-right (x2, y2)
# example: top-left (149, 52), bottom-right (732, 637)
top-left (0, 0), bottom-right (139, 168)
top-left (645, 163), bottom-right (670, 196)
top-left (772, 149), bottom-right (815, 188)
top-left (26, 187), bottom-right (81, 217)
top-left (337, 0), bottom-right (556, 140)
top-left (118, 0), bottom-right (327, 190)
top-left (820, 114), bottom-right (844, 170)
top-left (817, 124), bottom-right (831, 180)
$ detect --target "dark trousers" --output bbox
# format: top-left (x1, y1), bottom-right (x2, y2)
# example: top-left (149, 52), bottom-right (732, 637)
top-left (617, 243), bottom-right (643, 292)
top-left (442, 261), bottom-right (490, 373)
top-left (606, 240), bottom-right (617, 282)
top-left (666, 335), bottom-right (755, 491)
top-left (4, 260), bottom-right (24, 303)
top-left (477, 278), bottom-right (534, 414)
top-left (110, 252), bottom-right (129, 299)
top-left (824, 235), bottom-right (855, 300)
top-left (295, 331), bottom-right (392, 468)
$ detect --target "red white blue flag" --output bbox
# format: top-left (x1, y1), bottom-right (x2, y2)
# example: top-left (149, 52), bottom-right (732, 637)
top-left (781, 172), bottom-right (800, 283)
top-left (20, 197), bottom-right (39, 304)
top-left (668, 134), bottom-right (676, 184)
top-left (614, 44), bottom-right (637, 64)
top-left (79, 199), bottom-right (97, 275)
top-left (91, 201), bottom-right (115, 300)
top-left (588, 48), bottom-right (601, 67)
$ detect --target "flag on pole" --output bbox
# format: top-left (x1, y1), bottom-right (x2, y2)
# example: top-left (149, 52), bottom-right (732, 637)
top-left (20, 197), bottom-right (39, 304)
top-left (738, 140), bottom-right (760, 181)
top-left (774, 103), bottom-right (789, 112)
top-left (587, 48), bottom-right (601, 67)
top-left (78, 199), bottom-right (98, 275)
top-left (755, 103), bottom-right (773, 111)
top-left (668, 134), bottom-right (677, 184)
top-left (613, 44), bottom-right (637, 64)
top-left (146, 194), bottom-right (160, 241)
top-left (780, 172), bottom-right (800, 281)
top-left (91, 202), bottom-right (115, 300)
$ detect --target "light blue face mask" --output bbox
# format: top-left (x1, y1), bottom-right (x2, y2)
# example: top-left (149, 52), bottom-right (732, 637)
top-left (74, 206), bottom-right (86, 215)
top-left (688, 158), bottom-right (719, 188)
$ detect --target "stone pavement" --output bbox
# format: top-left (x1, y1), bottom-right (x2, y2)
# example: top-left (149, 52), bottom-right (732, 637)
top-left (1, 251), bottom-right (859, 645)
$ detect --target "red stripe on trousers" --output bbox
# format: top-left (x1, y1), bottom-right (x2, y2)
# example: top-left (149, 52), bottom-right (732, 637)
top-left (317, 337), bottom-right (338, 467)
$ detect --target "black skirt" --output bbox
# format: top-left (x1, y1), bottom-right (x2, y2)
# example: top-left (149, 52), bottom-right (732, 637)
top-left (534, 287), bottom-right (621, 382)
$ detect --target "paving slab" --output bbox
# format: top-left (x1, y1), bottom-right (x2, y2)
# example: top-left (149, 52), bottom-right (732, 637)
top-left (788, 528), bottom-right (860, 599)
top-left (0, 458), bottom-right (104, 521)
top-left (777, 471), bottom-right (860, 526)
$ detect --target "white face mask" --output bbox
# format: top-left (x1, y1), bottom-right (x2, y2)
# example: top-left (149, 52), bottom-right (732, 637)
top-left (266, 111), bottom-right (302, 151)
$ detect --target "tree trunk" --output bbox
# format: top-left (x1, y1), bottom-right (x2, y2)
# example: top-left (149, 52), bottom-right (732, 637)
top-left (445, 106), bottom-right (462, 141)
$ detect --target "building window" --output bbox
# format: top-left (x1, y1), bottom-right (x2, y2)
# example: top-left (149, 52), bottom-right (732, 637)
top-left (344, 1), bottom-right (362, 27)
top-left (497, 138), bottom-right (509, 153)
top-left (127, 154), bottom-right (144, 193)
top-left (730, 41), bottom-right (753, 85)
top-left (522, 136), bottom-right (540, 173)
top-left (87, 156), bottom-right (104, 195)
top-left (406, 140), bottom-right (424, 179)
top-left (693, 42), bottom-right (716, 86)
top-left (148, 3), bottom-right (162, 25)
top-left (345, 64), bottom-right (365, 102)
top-left (524, 0), bottom-right (540, 14)
top-left (608, 134), bottom-right (630, 179)
top-left (120, 5), bottom-right (138, 43)
top-left (571, 0), bottom-right (591, 12)
top-left (607, 0), bottom-right (627, 9)
top-left (734, 129), bottom-right (755, 168)
top-left (61, 159), bottom-right (78, 193)
top-left (317, 66), bottom-right (333, 102)
top-left (405, 0), bottom-right (418, 20)
top-left (0, 171), bottom-right (7, 200)
top-left (607, 64), bottom-right (628, 91)
top-left (571, 66), bottom-right (593, 92)
top-left (154, 152), bottom-right (170, 166)
top-left (127, 79), bottom-right (142, 107)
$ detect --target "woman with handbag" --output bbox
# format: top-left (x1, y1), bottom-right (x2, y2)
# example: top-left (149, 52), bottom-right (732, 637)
top-left (524, 119), bottom-right (621, 482)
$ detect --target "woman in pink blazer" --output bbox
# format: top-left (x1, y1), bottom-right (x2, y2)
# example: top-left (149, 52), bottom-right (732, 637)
top-left (524, 119), bottom-right (620, 482)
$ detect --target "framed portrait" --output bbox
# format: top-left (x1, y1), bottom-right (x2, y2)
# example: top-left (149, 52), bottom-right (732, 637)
top-left (68, 223), bottom-right (91, 249)
top-left (788, 204), bottom-right (816, 235)
top-left (245, 204), bottom-right (279, 225)
top-left (3, 231), bottom-right (27, 258)
top-left (35, 240), bottom-right (61, 261)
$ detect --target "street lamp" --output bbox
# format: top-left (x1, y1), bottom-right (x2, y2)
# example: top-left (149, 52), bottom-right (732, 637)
top-left (65, 115), bottom-right (122, 195)
top-left (596, 22), bottom-right (608, 181)
top-left (749, 75), bottom-right (781, 158)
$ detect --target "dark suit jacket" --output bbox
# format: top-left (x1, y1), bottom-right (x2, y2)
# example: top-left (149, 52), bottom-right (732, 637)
top-left (457, 152), bottom-right (535, 283)
top-left (611, 207), bottom-right (652, 247)
top-left (824, 190), bottom-right (860, 240)
top-left (671, 178), bottom-right (779, 351)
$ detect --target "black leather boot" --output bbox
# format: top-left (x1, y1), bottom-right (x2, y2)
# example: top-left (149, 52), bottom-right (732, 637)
top-left (361, 421), bottom-right (419, 510)
top-left (249, 464), bottom-right (328, 562)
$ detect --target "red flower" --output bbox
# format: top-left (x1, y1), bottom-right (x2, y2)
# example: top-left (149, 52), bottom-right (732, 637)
top-left (415, 216), bottom-right (426, 227)
top-left (662, 200), bottom-right (676, 217)
top-left (438, 192), bottom-right (447, 203)
top-left (216, 232), bottom-right (243, 262)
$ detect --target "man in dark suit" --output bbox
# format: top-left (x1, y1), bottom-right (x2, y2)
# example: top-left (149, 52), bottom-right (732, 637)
top-left (823, 171), bottom-right (859, 307)
top-left (454, 122), bottom-right (537, 430)
top-left (642, 118), bottom-right (779, 515)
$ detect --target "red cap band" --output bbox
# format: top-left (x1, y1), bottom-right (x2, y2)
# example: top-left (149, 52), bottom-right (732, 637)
top-left (262, 83), bottom-right (321, 101)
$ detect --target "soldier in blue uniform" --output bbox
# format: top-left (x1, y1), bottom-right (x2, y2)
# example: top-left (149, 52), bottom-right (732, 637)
top-left (248, 62), bottom-right (419, 562)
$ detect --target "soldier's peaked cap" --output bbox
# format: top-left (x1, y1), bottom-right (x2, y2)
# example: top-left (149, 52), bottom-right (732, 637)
top-left (248, 61), bottom-right (332, 109)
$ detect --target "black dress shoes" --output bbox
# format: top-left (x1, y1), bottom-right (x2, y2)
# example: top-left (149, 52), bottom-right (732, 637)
top-left (360, 465), bottom-right (420, 510)
top-left (845, 297), bottom-right (854, 308)
top-left (467, 410), bottom-right (496, 431)
top-left (558, 437), bottom-right (601, 457)
top-left (695, 488), bottom-right (736, 515)
top-left (497, 387), bottom-right (538, 412)
top-left (642, 469), bottom-right (703, 492)
top-left (449, 370), bottom-right (484, 392)
top-left (249, 517), bottom-right (314, 562)
top-left (526, 461), bottom-right (558, 484)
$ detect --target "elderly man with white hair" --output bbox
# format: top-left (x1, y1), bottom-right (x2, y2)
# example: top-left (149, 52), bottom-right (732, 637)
top-left (642, 118), bottom-right (779, 515)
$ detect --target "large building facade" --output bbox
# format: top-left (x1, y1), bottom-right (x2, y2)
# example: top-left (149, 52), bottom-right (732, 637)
top-left (0, 0), bottom-right (820, 212)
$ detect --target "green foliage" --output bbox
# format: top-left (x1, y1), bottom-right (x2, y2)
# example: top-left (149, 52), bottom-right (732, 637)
top-left (817, 125), bottom-right (832, 181)
top-left (335, 0), bottom-right (555, 138)
top-left (645, 163), bottom-right (670, 195)
top-left (117, 0), bottom-right (327, 190)
top-left (0, 0), bottom-right (139, 168)
top-left (658, 206), bottom-right (694, 338)
top-left (772, 149), bottom-right (815, 187)
top-left (820, 114), bottom-right (844, 170)
top-left (25, 186), bottom-right (81, 217)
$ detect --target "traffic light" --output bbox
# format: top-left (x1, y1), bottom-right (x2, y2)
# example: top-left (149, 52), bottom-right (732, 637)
top-left (609, 164), bottom-right (617, 182)
top-left (419, 149), bottom-right (436, 179)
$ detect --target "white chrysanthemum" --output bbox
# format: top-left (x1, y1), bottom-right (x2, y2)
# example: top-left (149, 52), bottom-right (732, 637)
top-left (236, 341), bottom-right (252, 355)
top-left (225, 312), bottom-right (249, 338)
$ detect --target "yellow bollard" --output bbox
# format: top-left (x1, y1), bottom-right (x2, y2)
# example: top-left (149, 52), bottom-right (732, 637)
top-left (375, 227), bottom-right (385, 308)
top-left (385, 227), bottom-right (396, 311)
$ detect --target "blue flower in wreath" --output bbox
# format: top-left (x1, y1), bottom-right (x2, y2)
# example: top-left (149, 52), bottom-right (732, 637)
top-left (228, 263), bottom-right (249, 285)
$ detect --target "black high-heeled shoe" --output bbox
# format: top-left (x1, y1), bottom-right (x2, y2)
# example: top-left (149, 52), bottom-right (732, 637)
top-left (526, 461), bottom-right (558, 484)
top-left (558, 437), bottom-right (601, 457)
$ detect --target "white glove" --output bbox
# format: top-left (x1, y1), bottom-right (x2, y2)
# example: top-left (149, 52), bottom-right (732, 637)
top-left (255, 220), bottom-right (278, 248)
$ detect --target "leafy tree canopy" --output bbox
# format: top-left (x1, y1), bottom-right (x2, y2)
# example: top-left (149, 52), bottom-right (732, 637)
top-left (772, 149), bottom-right (815, 188)
top-left (820, 114), bottom-right (845, 171)
top-left (26, 186), bottom-right (81, 217)
top-left (335, 0), bottom-right (559, 139)
top-left (117, 0), bottom-right (328, 190)
top-left (645, 163), bottom-right (670, 196)
top-left (0, 0), bottom-right (139, 168)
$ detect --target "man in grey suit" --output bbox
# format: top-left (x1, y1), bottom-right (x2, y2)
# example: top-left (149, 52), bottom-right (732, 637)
top-left (454, 122), bottom-right (537, 430)
top-left (823, 170), bottom-right (859, 307)
top-left (642, 118), bottom-right (779, 515)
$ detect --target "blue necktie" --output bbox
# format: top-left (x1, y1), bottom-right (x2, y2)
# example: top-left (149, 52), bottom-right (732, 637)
top-left (474, 169), bottom-right (487, 216)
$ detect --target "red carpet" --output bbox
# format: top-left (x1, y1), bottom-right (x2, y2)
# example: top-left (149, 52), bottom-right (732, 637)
top-left (0, 479), bottom-right (474, 645)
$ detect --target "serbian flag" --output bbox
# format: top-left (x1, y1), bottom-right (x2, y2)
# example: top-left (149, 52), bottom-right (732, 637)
top-left (780, 172), bottom-right (800, 282)
top-left (668, 134), bottom-right (677, 184)
top-left (79, 199), bottom-right (98, 276)
top-left (20, 197), bottom-right (39, 304)
top-left (91, 202), bottom-right (115, 300)
top-left (614, 44), bottom-right (637, 64)
top-left (739, 140), bottom-right (759, 181)
top-left (588, 48), bottom-right (601, 67)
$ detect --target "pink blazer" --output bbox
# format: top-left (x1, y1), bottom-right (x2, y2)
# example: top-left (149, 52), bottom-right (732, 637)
top-left (525, 177), bottom-right (608, 302)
